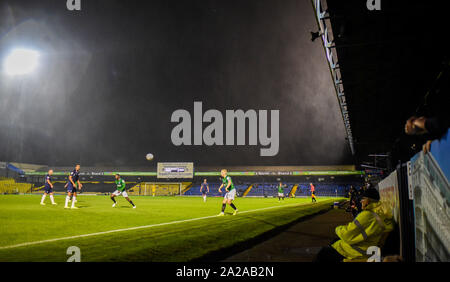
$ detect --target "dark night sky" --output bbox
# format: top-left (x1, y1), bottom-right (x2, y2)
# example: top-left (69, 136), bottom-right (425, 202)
top-left (0, 0), bottom-right (352, 167)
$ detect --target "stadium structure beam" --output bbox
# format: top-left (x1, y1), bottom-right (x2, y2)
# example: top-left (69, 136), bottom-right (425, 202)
top-left (311, 0), bottom-right (355, 155)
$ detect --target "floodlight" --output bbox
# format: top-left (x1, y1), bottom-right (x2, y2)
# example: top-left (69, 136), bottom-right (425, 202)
top-left (3, 48), bottom-right (40, 76)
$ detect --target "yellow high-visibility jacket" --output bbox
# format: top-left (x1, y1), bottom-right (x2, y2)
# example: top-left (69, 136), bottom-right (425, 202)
top-left (332, 201), bottom-right (394, 260)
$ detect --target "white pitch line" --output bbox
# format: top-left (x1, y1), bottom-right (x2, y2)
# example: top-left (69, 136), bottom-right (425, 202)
top-left (0, 201), bottom-right (322, 250)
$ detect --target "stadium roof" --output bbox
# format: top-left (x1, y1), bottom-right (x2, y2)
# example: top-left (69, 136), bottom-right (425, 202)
top-left (27, 164), bottom-right (357, 172)
top-left (317, 0), bottom-right (447, 167)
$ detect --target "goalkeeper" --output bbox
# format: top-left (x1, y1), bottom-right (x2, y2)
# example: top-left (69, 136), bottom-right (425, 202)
top-left (111, 174), bottom-right (136, 208)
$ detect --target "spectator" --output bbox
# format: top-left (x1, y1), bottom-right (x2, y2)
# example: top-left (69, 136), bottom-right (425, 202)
top-left (314, 188), bottom-right (394, 262)
top-left (404, 60), bottom-right (450, 153)
top-left (405, 116), bottom-right (448, 153)
top-left (354, 186), bottom-right (365, 214)
top-left (347, 186), bottom-right (359, 218)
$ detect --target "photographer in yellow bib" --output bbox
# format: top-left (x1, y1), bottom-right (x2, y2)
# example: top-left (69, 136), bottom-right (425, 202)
top-left (315, 187), bottom-right (394, 262)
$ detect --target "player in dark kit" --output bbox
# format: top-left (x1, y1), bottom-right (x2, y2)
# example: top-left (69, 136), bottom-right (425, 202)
top-left (200, 179), bottom-right (209, 202)
top-left (40, 169), bottom-right (57, 205)
top-left (65, 164), bottom-right (82, 209)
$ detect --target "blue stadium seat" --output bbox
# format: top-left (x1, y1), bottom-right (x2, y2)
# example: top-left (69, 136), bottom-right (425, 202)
top-left (185, 181), bottom-right (356, 198)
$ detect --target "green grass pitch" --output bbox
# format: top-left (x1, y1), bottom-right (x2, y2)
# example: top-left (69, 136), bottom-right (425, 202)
top-left (0, 194), bottom-right (342, 262)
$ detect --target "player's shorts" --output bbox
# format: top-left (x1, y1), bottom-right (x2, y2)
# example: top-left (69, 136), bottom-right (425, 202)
top-left (112, 190), bottom-right (128, 197)
top-left (44, 186), bottom-right (53, 194)
top-left (278, 192), bottom-right (284, 197)
top-left (224, 189), bottom-right (236, 200)
top-left (201, 190), bottom-right (208, 195)
top-left (67, 183), bottom-right (77, 193)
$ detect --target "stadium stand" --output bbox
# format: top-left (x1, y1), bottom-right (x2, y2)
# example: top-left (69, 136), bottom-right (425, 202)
top-left (183, 181), bottom-right (352, 198)
top-left (183, 182), bottom-right (230, 197)
top-left (127, 182), bottom-right (192, 196)
top-left (29, 179), bottom-right (138, 194)
top-left (0, 177), bottom-right (34, 194)
top-left (17, 165), bottom-right (363, 198)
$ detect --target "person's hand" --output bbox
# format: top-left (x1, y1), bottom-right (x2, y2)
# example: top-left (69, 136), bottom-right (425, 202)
top-left (405, 116), bottom-right (416, 134)
top-left (423, 140), bottom-right (432, 154)
top-left (218, 189), bottom-right (222, 193)
top-left (405, 116), bottom-right (427, 135)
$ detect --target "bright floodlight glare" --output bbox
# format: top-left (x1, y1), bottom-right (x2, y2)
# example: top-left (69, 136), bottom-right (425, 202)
top-left (3, 48), bottom-right (40, 76)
